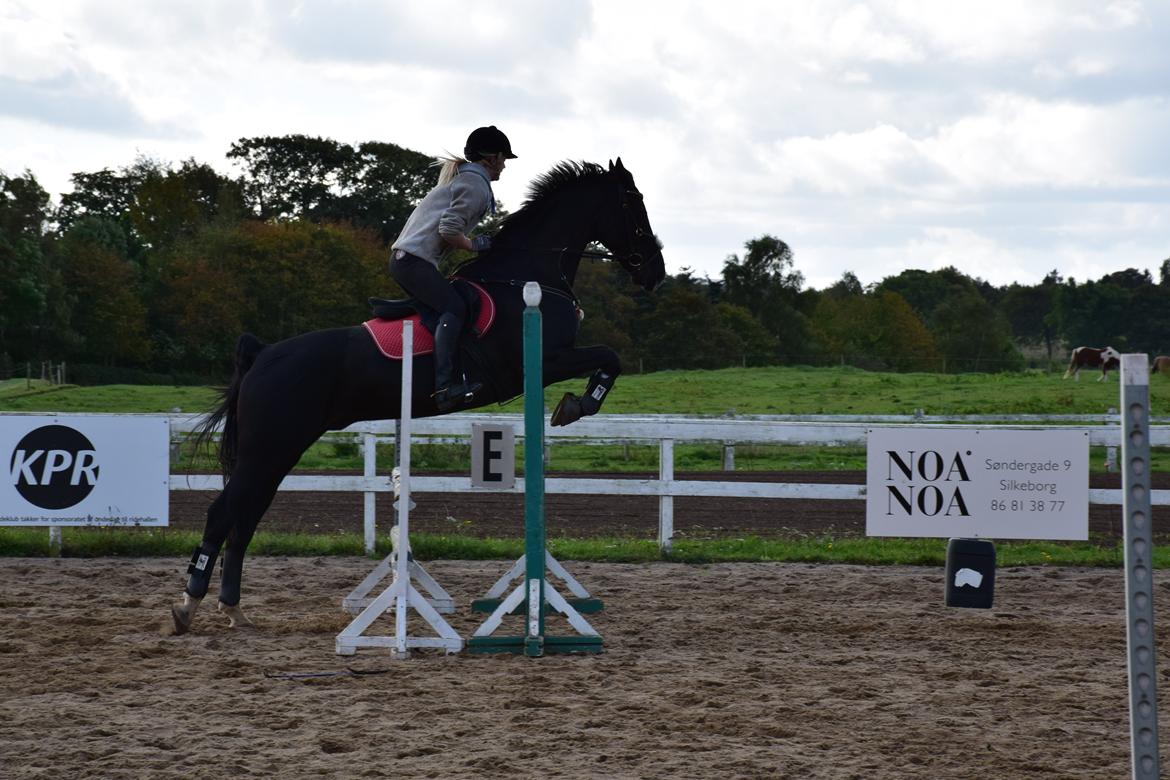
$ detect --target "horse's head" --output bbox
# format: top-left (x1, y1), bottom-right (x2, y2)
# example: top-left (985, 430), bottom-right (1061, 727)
top-left (596, 158), bottom-right (666, 291)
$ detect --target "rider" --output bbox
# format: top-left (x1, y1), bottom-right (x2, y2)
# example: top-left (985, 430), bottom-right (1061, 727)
top-left (389, 125), bottom-right (516, 411)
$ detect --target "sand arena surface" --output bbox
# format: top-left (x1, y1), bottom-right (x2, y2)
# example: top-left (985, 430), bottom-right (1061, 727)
top-left (2, 556), bottom-right (1168, 778)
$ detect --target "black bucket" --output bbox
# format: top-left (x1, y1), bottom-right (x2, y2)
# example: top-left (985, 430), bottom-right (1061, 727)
top-left (945, 538), bottom-right (996, 609)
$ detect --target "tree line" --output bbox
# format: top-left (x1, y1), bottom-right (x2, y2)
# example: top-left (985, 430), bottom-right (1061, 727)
top-left (2, 134), bottom-right (1168, 383)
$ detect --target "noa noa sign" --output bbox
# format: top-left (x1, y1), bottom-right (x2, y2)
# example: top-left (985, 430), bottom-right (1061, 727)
top-left (1, 415), bottom-right (169, 526)
top-left (865, 427), bottom-right (1089, 540)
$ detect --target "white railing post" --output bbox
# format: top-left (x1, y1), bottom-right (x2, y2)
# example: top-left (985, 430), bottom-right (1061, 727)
top-left (722, 443), bottom-right (735, 471)
top-left (362, 431), bottom-right (376, 555)
top-left (659, 438), bottom-right (674, 553)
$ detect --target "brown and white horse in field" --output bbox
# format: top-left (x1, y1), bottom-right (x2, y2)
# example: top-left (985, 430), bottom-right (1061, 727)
top-left (1152, 356), bottom-right (1170, 375)
top-left (1062, 346), bottom-right (1121, 381)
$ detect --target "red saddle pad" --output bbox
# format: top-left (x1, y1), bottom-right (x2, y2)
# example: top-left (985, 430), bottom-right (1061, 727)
top-left (362, 280), bottom-right (495, 359)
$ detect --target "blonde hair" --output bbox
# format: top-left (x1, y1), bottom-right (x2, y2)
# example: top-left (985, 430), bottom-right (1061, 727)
top-left (432, 153), bottom-right (467, 186)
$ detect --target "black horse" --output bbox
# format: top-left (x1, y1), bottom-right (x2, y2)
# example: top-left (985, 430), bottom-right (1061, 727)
top-left (171, 158), bottom-right (665, 634)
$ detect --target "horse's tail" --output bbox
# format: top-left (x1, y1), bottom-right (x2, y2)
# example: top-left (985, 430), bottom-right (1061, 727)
top-left (193, 333), bottom-right (267, 479)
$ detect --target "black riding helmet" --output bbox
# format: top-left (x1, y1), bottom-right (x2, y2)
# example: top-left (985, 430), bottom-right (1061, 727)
top-left (465, 126), bottom-right (517, 160)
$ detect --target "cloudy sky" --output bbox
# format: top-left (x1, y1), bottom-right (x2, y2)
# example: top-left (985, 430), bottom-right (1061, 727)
top-left (2, 0), bottom-right (1168, 289)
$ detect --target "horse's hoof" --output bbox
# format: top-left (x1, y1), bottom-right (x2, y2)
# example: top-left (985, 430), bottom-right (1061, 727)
top-left (168, 593), bottom-right (202, 636)
top-left (218, 601), bottom-right (256, 630)
top-left (551, 392), bottom-right (582, 427)
top-left (168, 605), bottom-right (190, 636)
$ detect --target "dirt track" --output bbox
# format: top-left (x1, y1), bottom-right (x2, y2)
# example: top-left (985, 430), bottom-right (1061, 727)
top-left (5, 469), bottom-right (1170, 777)
top-left (170, 470), bottom-right (1170, 543)
top-left (1, 556), bottom-right (1167, 778)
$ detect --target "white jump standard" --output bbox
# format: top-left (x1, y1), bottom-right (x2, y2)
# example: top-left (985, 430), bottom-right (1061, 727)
top-left (335, 320), bottom-right (463, 658)
top-left (467, 282), bottom-right (603, 656)
top-left (341, 468), bottom-right (455, 616)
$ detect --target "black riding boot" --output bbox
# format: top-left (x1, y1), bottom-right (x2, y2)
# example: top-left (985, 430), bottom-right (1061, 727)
top-left (432, 313), bottom-right (482, 412)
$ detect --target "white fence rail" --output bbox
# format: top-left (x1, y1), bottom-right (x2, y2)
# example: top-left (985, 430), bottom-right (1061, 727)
top-left (158, 412), bottom-right (1170, 552)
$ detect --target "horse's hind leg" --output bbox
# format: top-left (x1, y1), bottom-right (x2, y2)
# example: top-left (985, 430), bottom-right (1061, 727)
top-left (170, 463), bottom-right (289, 635)
top-left (217, 521), bottom-right (259, 629)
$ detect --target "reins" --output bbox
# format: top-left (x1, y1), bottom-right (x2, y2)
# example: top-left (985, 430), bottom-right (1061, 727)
top-left (471, 276), bottom-right (580, 308)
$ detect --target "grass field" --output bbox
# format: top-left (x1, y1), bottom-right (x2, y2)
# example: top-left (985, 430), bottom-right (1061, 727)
top-left (0, 527), bottom-right (1157, 568)
top-left (3, 366), bottom-right (1165, 474)
top-left (3, 364), bottom-right (1167, 416)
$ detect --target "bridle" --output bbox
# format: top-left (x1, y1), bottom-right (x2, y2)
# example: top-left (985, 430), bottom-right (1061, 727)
top-left (507, 185), bottom-right (650, 268)
top-left (615, 185), bottom-right (652, 269)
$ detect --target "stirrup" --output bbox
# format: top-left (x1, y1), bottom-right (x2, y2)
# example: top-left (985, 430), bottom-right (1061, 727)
top-left (433, 381), bottom-right (482, 411)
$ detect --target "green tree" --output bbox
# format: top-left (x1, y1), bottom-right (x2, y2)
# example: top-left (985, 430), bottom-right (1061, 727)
top-left (58, 217), bottom-right (151, 365)
top-left (206, 220), bottom-right (387, 343)
top-left (932, 290), bottom-right (1023, 372)
top-left (158, 247), bottom-right (247, 371)
top-left (713, 301), bottom-right (778, 366)
top-left (634, 272), bottom-right (774, 370)
top-left (876, 266), bottom-right (1021, 372)
top-left (999, 270), bottom-right (1060, 362)
top-left (228, 135), bottom-right (358, 222)
top-left (56, 159), bottom-right (159, 264)
top-left (1051, 276), bottom-right (1134, 351)
top-left (722, 235), bottom-right (801, 313)
top-left (131, 159), bottom-right (246, 254)
top-left (572, 259), bottom-right (640, 371)
top-left (0, 170), bottom-right (51, 360)
top-left (813, 289), bottom-right (940, 371)
top-left (344, 141), bottom-right (435, 242)
top-left (228, 135), bottom-right (432, 242)
top-left (638, 282), bottom-right (735, 370)
top-left (721, 235), bottom-right (814, 363)
top-left (875, 267), bottom-right (973, 327)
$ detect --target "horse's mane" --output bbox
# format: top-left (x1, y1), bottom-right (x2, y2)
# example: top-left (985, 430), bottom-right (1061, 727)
top-left (495, 160), bottom-right (608, 239)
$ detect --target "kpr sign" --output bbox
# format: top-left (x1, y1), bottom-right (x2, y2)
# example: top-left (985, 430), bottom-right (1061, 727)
top-left (11, 424), bottom-right (100, 509)
top-left (865, 427), bottom-right (1088, 540)
top-left (1, 415), bottom-right (169, 526)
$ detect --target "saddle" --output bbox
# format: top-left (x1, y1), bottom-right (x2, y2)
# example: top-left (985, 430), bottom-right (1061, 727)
top-left (363, 278), bottom-right (496, 360)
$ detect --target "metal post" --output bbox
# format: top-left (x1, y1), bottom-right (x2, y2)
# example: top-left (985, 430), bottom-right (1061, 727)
top-left (1120, 354), bottom-right (1159, 779)
top-left (522, 283), bottom-right (545, 657)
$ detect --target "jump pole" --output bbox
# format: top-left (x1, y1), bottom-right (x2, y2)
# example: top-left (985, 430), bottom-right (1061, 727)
top-left (336, 319), bottom-right (463, 657)
top-left (467, 282), bottom-right (603, 656)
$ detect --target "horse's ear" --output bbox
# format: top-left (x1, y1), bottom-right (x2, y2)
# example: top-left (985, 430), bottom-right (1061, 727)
top-left (608, 159), bottom-right (614, 171)
top-left (615, 157), bottom-right (625, 171)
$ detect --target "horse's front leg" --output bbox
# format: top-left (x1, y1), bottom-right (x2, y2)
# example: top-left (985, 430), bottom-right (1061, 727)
top-left (545, 345), bottom-right (621, 427)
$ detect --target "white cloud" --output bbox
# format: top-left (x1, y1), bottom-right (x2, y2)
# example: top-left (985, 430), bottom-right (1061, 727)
top-left (1, 0), bottom-right (1169, 291)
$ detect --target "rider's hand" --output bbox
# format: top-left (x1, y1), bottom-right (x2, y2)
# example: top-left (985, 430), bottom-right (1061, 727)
top-left (470, 234), bottom-right (492, 252)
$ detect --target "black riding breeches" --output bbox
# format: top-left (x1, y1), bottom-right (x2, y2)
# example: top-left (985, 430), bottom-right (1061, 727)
top-left (389, 251), bottom-right (467, 328)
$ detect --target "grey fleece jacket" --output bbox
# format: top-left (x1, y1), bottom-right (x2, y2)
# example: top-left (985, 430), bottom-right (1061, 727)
top-left (391, 162), bottom-right (495, 266)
